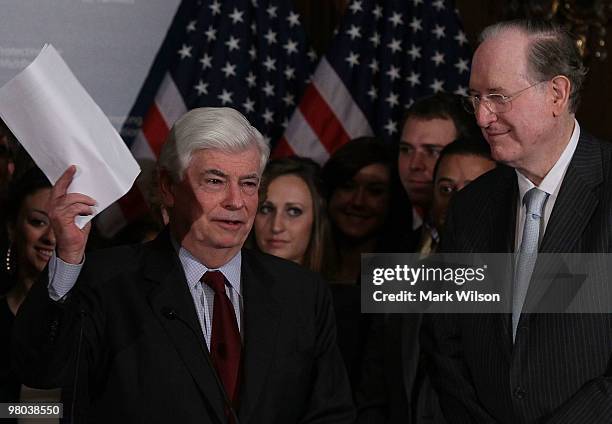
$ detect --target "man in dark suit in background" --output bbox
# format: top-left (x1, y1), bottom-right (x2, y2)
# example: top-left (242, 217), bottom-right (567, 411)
top-left (12, 107), bottom-right (354, 423)
top-left (427, 20), bottom-right (612, 423)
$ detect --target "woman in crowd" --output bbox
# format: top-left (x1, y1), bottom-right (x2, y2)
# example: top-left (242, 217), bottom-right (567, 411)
top-left (322, 136), bottom-right (412, 283)
top-left (1, 167), bottom-right (54, 402)
top-left (253, 156), bottom-right (330, 274)
top-left (320, 136), bottom-right (412, 391)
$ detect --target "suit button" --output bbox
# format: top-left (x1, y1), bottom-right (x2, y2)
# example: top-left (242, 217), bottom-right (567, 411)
top-left (513, 387), bottom-right (526, 399)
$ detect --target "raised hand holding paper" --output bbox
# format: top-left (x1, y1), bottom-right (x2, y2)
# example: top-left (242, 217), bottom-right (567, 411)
top-left (0, 44), bottom-right (140, 228)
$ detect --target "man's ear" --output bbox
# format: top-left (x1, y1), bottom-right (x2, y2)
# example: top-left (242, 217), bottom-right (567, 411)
top-left (550, 75), bottom-right (571, 116)
top-left (158, 169), bottom-right (176, 209)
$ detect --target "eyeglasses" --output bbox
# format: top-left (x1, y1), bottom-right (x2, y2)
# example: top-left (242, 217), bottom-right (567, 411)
top-left (462, 80), bottom-right (548, 114)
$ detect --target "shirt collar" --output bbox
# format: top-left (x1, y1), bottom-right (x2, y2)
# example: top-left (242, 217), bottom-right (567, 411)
top-left (412, 207), bottom-right (423, 231)
top-left (516, 119), bottom-right (580, 203)
top-left (170, 235), bottom-right (242, 293)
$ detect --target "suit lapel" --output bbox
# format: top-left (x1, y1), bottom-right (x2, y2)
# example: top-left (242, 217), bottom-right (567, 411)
top-left (238, 251), bottom-right (281, 424)
top-left (144, 231), bottom-right (226, 423)
top-left (401, 314), bottom-right (423, 400)
top-left (523, 133), bottom-right (602, 314)
top-left (486, 165), bottom-right (518, 254)
top-left (485, 166), bottom-right (517, 359)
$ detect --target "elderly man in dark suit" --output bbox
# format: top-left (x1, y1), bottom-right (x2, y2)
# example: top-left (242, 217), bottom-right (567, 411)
top-left (426, 20), bottom-right (612, 423)
top-left (12, 107), bottom-right (355, 423)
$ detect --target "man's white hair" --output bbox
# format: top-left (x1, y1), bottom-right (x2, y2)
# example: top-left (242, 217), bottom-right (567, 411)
top-left (158, 107), bottom-right (270, 181)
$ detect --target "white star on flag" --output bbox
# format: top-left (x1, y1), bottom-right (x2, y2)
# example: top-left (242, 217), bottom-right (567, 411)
top-left (432, 25), bottom-right (446, 39)
top-left (431, 51), bottom-right (445, 66)
top-left (194, 80), bottom-right (208, 95)
top-left (262, 82), bottom-right (275, 96)
top-left (264, 30), bottom-right (278, 44)
top-left (243, 98), bottom-right (255, 113)
top-left (262, 109), bottom-right (274, 124)
top-left (266, 5), bottom-right (277, 18)
top-left (386, 66), bottom-right (400, 81)
top-left (205, 26), bottom-right (217, 41)
top-left (369, 59), bottom-right (379, 74)
top-left (407, 44), bottom-right (422, 60)
top-left (347, 25), bottom-right (362, 40)
top-left (229, 8), bottom-right (244, 24)
top-left (349, 0), bottom-right (363, 13)
top-left (455, 31), bottom-right (468, 45)
top-left (409, 17), bottom-right (422, 32)
top-left (386, 92), bottom-right (399, 107)
top-left (388, 38), bottom-right (402, 53)
top-left (246, 72), bottom-right (257, 87)
top-left (218, 89), bottom-right (233, 104)
top-left (454, 86), bottom-right (468, 96)
top-left (200, 53), bottom-right (212, 69)
top-left (177, 44), bottom-right (192, 59)
top-left (385, 120), bottom-right (398, 135)
top-left (284, 39), bottom-right (298, 55)
top-left (370, 32), bottom-right (381, 47)
top-left (225, 36), bottom-right (240, 51)
top-left (263, 56), bottom-right (277, 71)
top-left (283, 93), bottom-right (295, 106)
top-left (407, 71), bottom-right (421, 86)
top-left (430, 79), bottom-right (445, 92)
top-left (433, 0), bottom-right (446, 11)
top-left (284, 66), bottom-right (296, 80)
top-left (389, 12), bottom-right (403, 27)
top-left (287, 11), bottom-right (300, 27)
top-left (221, 62), bottom-right (236, 77)
top-left (373, 5), bottom-right (382, 19)
top-left (346, 52), bottom-right (360, 67)
top-left (209, 0), bottom-right (221, 16)
top-left (368, 86), bottom-right (378, 100)
top-left (455, 58), bottom-right (469, 73)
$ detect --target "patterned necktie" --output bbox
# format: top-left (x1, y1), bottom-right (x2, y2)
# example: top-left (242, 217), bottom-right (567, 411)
top-left (512, 187), bottom-right (549, 341)
top-left (201, 271), bottom-right (242, 407)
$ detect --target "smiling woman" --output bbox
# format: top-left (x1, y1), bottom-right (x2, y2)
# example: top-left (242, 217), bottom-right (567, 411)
top-left (322, 137), bottom-right (412, 283)
top-left (1, 167), bottom-right (53, 402)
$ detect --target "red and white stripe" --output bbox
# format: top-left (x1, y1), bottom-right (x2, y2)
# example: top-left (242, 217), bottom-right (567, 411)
top-left (96, 74), bottom-right (187, 237)
top-left (274, 58), bottom-right (373, 164)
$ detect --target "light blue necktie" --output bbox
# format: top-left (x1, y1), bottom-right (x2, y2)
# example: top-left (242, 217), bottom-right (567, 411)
top-left (512, 187), bottom-right (549, 341)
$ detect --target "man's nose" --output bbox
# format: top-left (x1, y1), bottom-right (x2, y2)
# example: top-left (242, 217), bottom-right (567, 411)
top-left (474, 100), bottom-right (497, 128)
top-left (409, 151), bottom-right (426, 171)
top-left (223, 183), bottom-right (245, 209)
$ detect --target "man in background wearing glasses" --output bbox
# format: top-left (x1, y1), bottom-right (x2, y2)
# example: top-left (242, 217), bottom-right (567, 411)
top-left (425, 20), bottom-right (612, 423)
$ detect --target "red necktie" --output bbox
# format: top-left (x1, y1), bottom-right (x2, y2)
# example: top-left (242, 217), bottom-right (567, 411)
top-left (201, 271), bottom-right (242, 408)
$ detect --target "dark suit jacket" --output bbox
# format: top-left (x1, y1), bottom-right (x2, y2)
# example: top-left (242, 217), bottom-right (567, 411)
top-left (425, 132), bottom-right (612, 423)
top-left (11, 230), bottom-right (355, 423)
top-left (356, 314), bottom-right (446, 424)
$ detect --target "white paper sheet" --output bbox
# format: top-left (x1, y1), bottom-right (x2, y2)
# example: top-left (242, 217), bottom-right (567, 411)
top-left (0, 44), bottom-right (140, 228)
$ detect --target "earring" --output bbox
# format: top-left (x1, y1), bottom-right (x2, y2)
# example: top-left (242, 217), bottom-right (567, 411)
top-left (5, 245), bottom-right (12, 273)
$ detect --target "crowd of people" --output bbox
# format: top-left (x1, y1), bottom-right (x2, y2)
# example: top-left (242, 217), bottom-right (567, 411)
top-left (1, 18), bottom-right (611, 424)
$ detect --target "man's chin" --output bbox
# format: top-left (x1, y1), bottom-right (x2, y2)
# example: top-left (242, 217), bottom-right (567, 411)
top-left (407, 190), bottom-right (431, 209)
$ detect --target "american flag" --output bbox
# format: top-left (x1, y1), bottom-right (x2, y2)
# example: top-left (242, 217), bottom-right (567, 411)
top-left (273, 0), bottom-right (472, 164)
top-left (98, 0), bottom-right (317, 236)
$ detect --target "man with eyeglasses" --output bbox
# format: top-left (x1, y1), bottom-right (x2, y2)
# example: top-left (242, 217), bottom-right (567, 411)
top-left (425, 20), bottom-right (612, 423)
top-left (12, 107), bottom-right (355, 423)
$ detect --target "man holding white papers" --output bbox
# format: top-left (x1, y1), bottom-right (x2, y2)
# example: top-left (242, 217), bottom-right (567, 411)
top-left (12, 107), bottom-right (354, 424)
